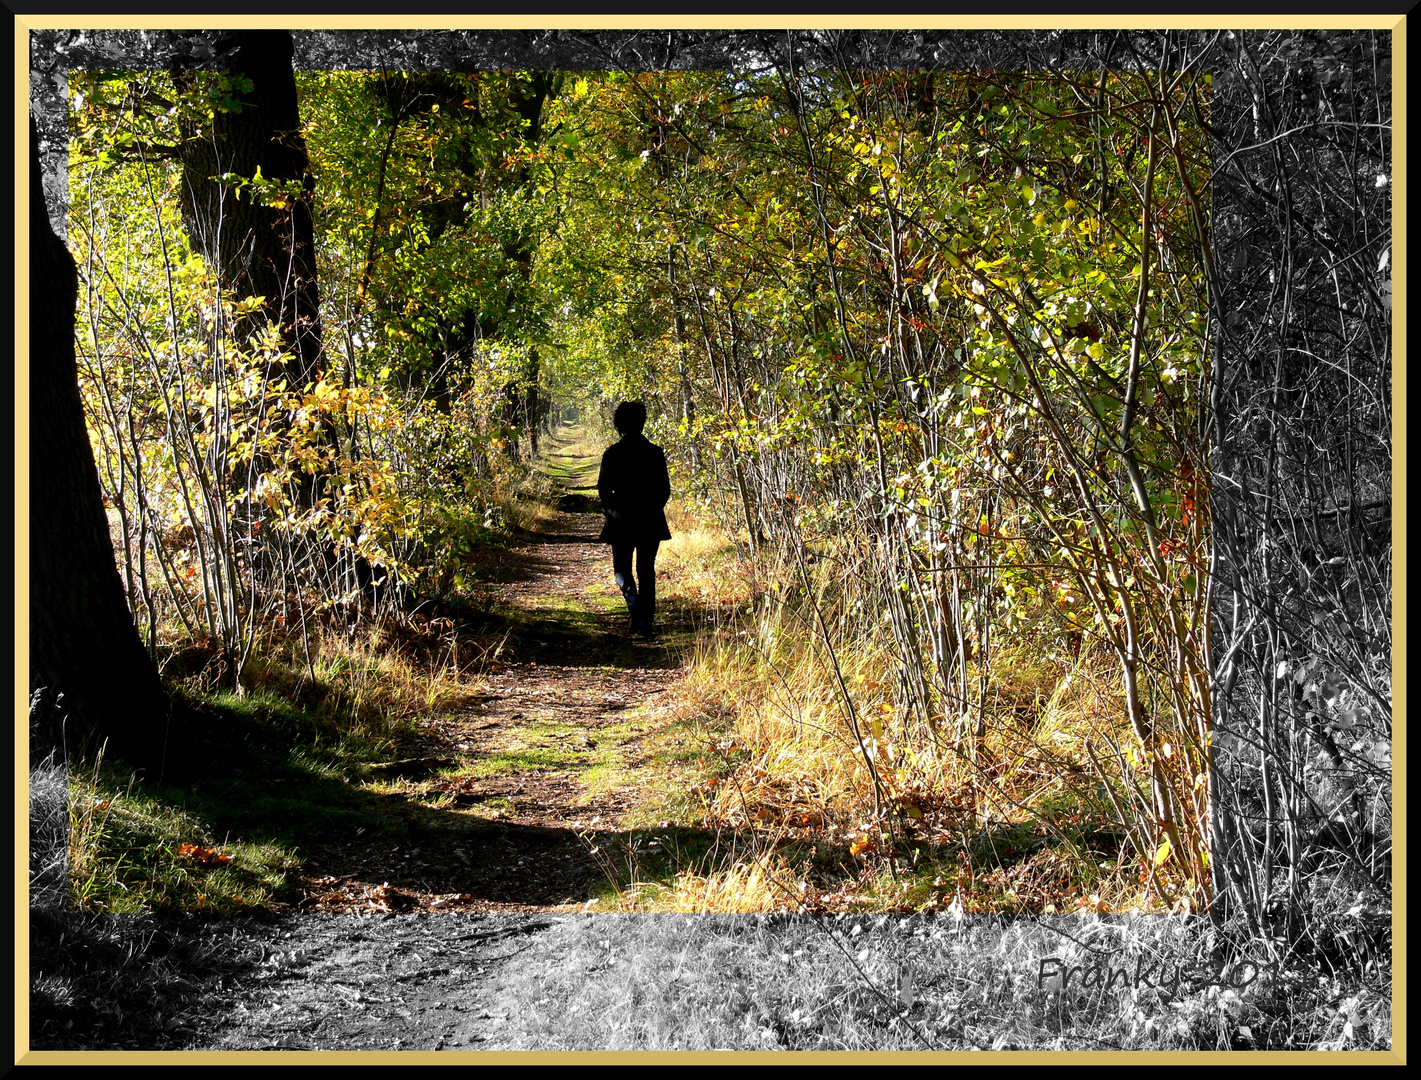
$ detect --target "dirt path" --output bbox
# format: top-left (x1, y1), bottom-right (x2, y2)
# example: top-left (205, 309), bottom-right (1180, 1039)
top-left (289, 426), bottom-right (687, 915)
top-left (189, 913), bottom-right (562, 1051)
top-left (182, 427), bottom-right (695, 1051)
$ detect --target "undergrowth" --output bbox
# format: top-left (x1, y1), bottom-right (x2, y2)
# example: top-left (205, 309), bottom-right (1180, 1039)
top-left (598, 504), bottom-right (1153, 918)
top-left (485, 913), bottom-right (1392, 1051)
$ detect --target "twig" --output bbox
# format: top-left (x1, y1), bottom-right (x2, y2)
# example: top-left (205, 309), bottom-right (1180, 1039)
top-left (809, 918), bottom-right (936, 1051)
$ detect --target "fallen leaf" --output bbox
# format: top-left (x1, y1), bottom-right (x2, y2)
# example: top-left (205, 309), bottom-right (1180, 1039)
top-left (175, 842), bottom-right (232, 867)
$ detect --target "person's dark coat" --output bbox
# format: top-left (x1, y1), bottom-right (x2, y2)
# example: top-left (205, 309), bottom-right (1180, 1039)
top-left (597, 433), bottom-right (672, 544)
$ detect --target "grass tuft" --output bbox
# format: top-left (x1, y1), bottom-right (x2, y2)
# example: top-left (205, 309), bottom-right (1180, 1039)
top-left (30, 758), bottom-right (69, 913)
top-left (66, 748), bottom-right (295, 914)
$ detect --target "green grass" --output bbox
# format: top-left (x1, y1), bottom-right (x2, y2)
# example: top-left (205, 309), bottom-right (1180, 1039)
top-left (525, 594), bottom-right (599, 616)
top-left (67, 755), bottom-right (296, 913)
top-left (460, 796), bottom-right (519, 819)
top-left (460, 718), bottom-right (646, 809)
top-left (468, 748), bottom-right (587, 774)
top-left (53, 612), bottom-right (473, 916)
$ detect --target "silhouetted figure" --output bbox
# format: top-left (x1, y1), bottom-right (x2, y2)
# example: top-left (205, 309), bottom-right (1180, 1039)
top-left (597, 402), bottom-right (672, 637)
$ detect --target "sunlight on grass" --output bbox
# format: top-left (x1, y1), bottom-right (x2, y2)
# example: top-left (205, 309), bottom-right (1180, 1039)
top-left (469, 749), bottom-right (587, 774)
top-left (66, 751), bottom-right (296, 913)
top-left (633, 848), bottom-right (803, 914)
top-left (237, 613), bottom-right (487, 736)
top-left (658, 502), bottom-right (756, 614)
top-left (640, 500), bottom-right (1161, 915)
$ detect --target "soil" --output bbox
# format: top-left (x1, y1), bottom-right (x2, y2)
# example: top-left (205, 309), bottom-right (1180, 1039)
top-left (185, 912), bottom-right (572, 1051)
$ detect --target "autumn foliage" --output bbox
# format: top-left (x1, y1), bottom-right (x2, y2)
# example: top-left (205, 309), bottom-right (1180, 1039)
top-left (55, 31), bottom-right (1388, 928)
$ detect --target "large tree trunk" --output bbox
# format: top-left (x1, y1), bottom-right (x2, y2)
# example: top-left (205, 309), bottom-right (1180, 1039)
top-left (173, 30), bottom-right (324, 394)
top-left (29, 120), bottom-right (171, 774)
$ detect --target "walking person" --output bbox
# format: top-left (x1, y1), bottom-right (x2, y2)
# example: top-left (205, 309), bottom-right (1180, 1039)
top-left (597, 402), bottom-right (672, 637)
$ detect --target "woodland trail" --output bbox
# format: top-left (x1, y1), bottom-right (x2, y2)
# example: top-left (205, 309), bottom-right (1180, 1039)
top-left (171, 425), bottom-right (700, 1052)
top-left (293, 423), bottom-right (690, 915)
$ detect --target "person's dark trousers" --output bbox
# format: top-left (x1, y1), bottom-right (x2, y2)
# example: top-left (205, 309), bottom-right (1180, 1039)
top-left (611, 539), bottom-right (660, 633)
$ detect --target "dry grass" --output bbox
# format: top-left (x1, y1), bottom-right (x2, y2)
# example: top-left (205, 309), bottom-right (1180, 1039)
top-left (661, 503), bottom-right (746, 587)
top-left (237, 611), bottom-right (488, 737)
top-left (655, 500), bottom-right (759, 633)
top-left (500, 471), bottom-right (562, 534)
top-left (483, 912), bottom-right (1390, 1051)
top-left (626, 501), bottom-right (1162, 915)
top-left (29, 759), bottom-right (69, 913)
top-left (613, 839), bottom-right (806, 914)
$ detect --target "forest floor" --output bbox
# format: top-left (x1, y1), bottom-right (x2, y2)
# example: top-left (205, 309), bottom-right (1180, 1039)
top-left (26, 425), bottom-right (1395, 1056)
top-left (28, 425), bottom-right (726, 1054)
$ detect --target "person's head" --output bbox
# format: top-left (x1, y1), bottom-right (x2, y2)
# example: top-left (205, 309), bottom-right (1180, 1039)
top-left (613, 401), bottom-right (647, 435)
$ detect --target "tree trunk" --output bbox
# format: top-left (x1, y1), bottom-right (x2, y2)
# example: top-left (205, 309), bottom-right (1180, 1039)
top-left (29, 120), bottom-right (172, 773)
top-left (173, 31), bottom-right (383, 610)
top-left (173, 30), bottom-right (324, 394)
